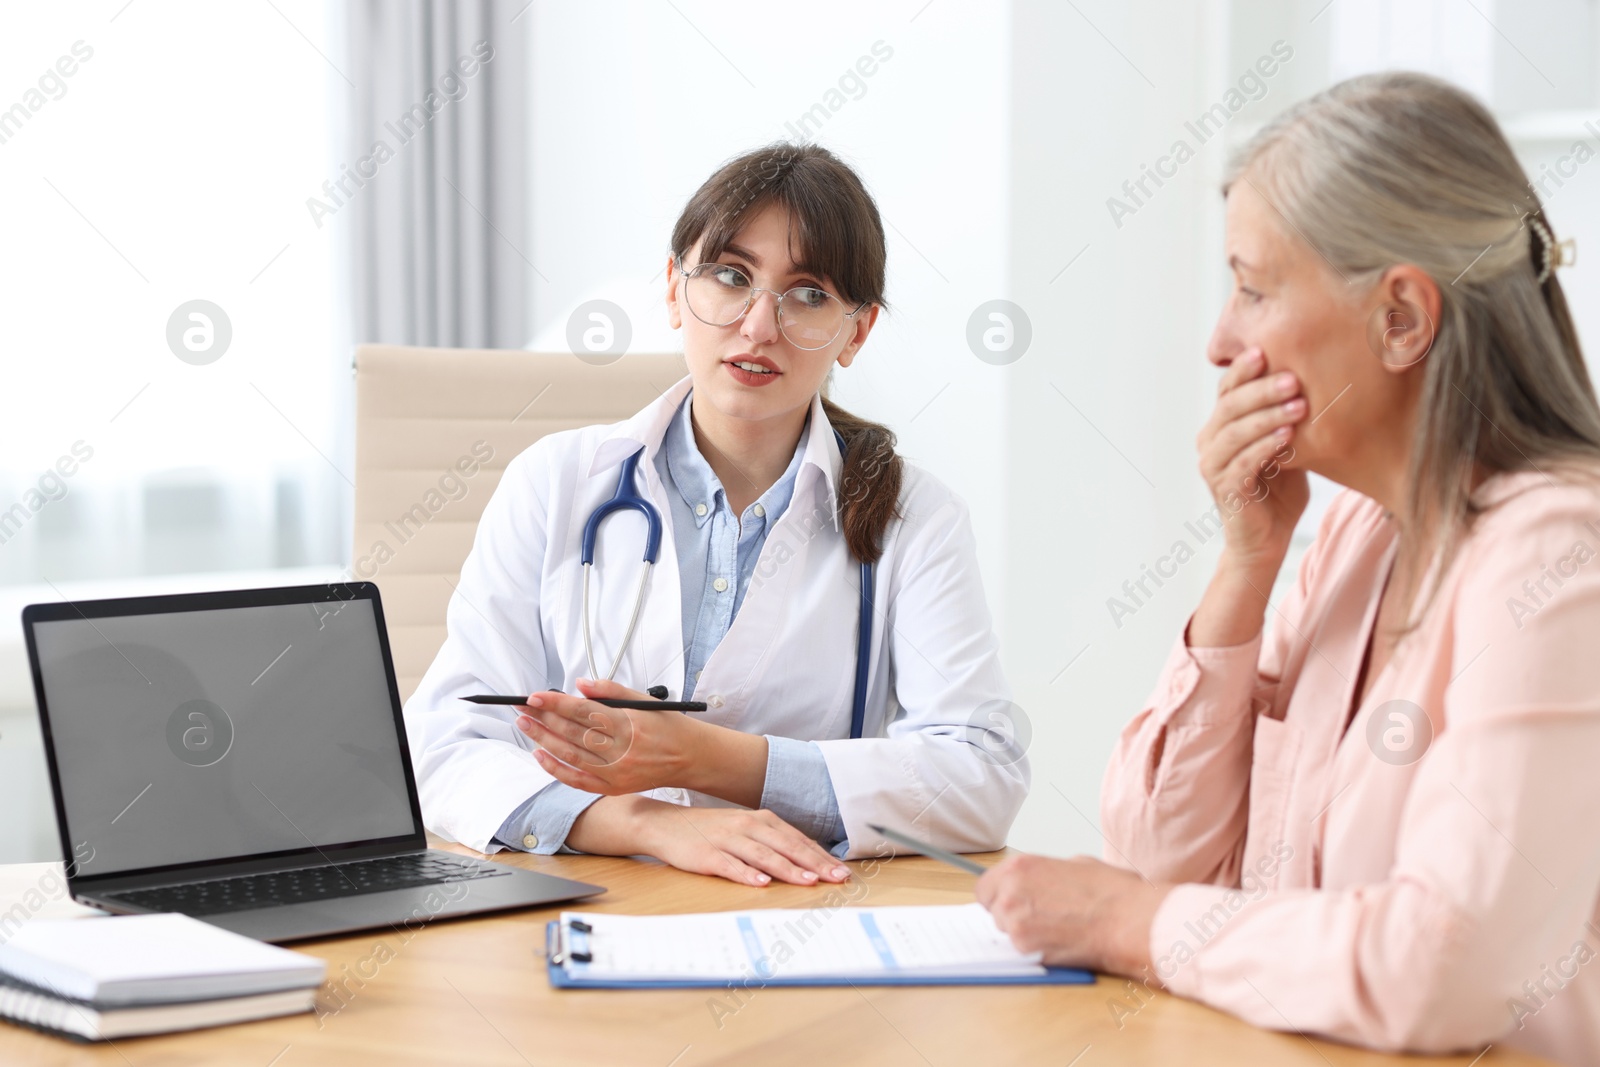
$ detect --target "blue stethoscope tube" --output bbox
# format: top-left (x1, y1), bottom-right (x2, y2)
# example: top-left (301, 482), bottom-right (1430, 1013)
top-left (580, 437), bottom-right (874, 739)
top-left (580, 451), bottom-right (661, 683)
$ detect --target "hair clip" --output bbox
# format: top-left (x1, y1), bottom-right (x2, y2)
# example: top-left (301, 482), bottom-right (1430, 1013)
top-left (1554, 236), bottom-right (1578, 271)
top-left (1530, 216), bottom-right (1577, 284)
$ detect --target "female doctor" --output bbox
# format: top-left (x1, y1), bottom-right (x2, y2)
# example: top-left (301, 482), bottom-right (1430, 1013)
top-left (405, 143), bottom-right (1028, 888)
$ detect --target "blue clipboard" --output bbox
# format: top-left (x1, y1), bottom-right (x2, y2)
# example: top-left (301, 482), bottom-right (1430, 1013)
top-left (543, 921), bottom-right (1094, 989)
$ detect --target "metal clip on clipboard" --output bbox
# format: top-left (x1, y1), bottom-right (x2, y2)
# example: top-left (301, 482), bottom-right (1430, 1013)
top-left (548, 917), bottom-right (593, 965)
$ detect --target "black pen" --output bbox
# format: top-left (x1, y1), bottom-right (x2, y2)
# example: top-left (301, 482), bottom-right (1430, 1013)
top-left (461, 694), bottom-right (707, 712)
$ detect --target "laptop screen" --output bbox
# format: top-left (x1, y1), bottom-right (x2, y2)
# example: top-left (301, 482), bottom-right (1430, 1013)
top-left (30, 593), bottom-right (419, 879)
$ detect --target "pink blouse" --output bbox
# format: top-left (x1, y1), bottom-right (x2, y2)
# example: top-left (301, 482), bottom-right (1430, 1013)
top-left (1102, 472), bottom-right (1600, 1065)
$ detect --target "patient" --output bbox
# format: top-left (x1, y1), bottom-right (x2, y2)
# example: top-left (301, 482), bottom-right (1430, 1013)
top-left (977, 72), bottom-right (1600, 1064)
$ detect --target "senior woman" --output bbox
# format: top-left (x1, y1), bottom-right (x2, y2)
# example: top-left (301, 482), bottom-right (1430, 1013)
top-left (978, 72), bottom-right (1600, 1066)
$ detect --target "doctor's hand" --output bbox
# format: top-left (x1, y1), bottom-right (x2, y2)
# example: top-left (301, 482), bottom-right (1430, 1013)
top-left (515, 678), bottom-right (769, 807)
top-left (975, 853), bottom-right (1168, 976)
top-left (567, 794), bottom-right (851, 888)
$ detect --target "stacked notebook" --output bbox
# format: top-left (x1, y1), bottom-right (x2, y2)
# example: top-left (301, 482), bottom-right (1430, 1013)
top-left (0, 913), bottom-right (326, 1041)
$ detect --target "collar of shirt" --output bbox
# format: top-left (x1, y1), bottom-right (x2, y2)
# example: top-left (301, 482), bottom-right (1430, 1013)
top-left (585, 375), bottom-right (843, 532)
top-left (663, 390), bottom-right (807, 532)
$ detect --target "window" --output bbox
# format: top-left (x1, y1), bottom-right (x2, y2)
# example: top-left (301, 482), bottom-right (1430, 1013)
top-left (0, 1), bottom-right (346, 589)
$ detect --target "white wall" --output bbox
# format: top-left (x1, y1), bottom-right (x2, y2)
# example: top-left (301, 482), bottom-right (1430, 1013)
top-left (1000, 0), bottom-right (1229, 854)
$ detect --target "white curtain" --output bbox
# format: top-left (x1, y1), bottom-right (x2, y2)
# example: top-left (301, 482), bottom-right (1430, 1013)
top-left (340, 0), bottom-right (531, 349)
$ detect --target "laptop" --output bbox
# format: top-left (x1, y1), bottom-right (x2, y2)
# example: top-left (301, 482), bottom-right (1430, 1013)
top-left (22, 581), bottom-right (604, 943)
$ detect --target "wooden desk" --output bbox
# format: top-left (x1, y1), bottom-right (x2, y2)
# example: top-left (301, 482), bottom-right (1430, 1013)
top-left (0, 841), bottom-right (1558, 1066)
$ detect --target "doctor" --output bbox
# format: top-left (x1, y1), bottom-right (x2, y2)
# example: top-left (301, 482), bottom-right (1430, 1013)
top-left (405, 143), bottom-right (1028, 888)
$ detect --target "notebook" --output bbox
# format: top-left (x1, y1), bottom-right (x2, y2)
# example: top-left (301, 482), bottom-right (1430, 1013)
top-left (0, 973), bottom-right (317, 1042)
top-left (0, 914), bottom-right (325, 1006)
top-left (545, 902), bottom-right (1094, 988)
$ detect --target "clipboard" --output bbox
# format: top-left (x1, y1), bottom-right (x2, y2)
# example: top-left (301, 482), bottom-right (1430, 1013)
top-left (543, 913), bottom-right (1095, 990)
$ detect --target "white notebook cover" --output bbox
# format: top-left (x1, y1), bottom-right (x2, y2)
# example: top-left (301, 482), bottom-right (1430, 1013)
top-left (0, 914), bottom-right (326, 1006)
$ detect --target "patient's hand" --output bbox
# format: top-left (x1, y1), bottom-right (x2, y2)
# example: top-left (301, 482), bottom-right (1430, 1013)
top-left (976, 853), bottom-right (1168, 976)
top-left (1196, 346), bottom-right (1309, 571)
top-left (1189, 347), bottom-right (1312, 647)
top-left (1196, 350), bottom-right (1305, 566)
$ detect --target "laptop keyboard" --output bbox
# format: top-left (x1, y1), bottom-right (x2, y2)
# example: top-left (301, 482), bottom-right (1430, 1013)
top-left (103, 853), bottom-right (512, 917)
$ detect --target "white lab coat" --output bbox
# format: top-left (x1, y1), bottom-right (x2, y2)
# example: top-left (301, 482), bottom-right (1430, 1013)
top-left (404, 376), bottom-right (1028, 858)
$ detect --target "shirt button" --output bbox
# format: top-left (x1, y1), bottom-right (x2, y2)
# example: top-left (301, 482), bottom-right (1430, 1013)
top-left (708, 695), bottom-right (724, 709)
top-left (753, 503), bottom-right (766, 518)
top-left (695, 670), bottom-right (702, 682)
top-left (713, 577), bottom-right (729, 592)
top-left (694, 503), bottom-right (708, 517)
top-left (521, 834), bottom-right (539, 850)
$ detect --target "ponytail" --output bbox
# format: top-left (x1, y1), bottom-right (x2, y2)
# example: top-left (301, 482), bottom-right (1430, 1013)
top-left (821, 396), bottom-right (903, 564)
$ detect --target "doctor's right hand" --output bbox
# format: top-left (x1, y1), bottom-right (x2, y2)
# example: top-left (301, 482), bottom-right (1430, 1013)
top-left (567, 795), bottom-right (851, 888)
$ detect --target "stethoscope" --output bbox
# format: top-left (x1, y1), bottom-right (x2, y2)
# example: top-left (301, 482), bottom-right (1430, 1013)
top-left (580, 433), bottom-right (875, 740)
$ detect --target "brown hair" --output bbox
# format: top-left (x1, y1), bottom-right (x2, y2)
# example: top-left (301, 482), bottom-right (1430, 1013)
top-left (670, 143), bottom-right (903, 564)
top-left (1226, 73), bottom-right (1600, 625)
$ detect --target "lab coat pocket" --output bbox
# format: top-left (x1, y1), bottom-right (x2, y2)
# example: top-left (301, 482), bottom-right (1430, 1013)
top-left (1244, 713), bottom-right (1302, 867)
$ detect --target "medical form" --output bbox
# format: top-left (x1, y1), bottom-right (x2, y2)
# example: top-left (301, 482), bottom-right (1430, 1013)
top-left (551, 902), bottom-right (1052, 984)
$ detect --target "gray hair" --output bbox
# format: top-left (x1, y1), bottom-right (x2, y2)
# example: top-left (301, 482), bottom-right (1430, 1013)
top-left (1225, 71), bottom-right (1600, 622)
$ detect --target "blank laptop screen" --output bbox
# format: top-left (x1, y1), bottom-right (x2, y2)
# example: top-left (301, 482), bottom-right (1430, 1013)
top-left (31, 597), bottom-right (417, 878)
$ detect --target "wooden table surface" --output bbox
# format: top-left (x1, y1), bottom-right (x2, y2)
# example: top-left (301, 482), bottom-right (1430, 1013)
top-left (0, 839), bottom-right (1556, 1067)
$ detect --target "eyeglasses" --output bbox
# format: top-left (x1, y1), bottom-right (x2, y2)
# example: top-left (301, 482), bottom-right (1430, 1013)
top-left (675, 256), bottom-right (868, 351)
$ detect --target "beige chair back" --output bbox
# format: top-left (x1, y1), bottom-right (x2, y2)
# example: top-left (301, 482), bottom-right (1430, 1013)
top-left (352, 346), bottom-right (688, 702)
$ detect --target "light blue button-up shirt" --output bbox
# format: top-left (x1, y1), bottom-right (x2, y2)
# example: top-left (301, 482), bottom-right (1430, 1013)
top-left (660, 391), bottom-right (804, 701)
top-left (495, 393), bottom-right (846, 854)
